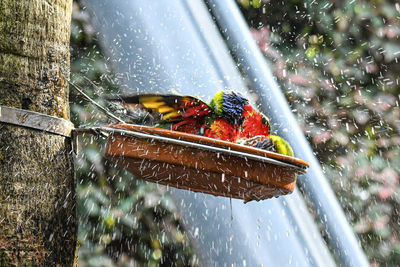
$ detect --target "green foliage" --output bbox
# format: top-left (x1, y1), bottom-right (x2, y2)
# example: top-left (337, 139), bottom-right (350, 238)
top-left (240, 0), bottom-right (400, 265)
top-left (70, 2), bottom-right (197, 266)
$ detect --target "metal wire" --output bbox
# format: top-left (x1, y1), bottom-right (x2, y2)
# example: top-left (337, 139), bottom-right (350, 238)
top-left (67, 78), bottom-right (125, 123)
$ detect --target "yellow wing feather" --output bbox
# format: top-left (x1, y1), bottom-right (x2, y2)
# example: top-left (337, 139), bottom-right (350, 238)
top-left (162, 111), bottom-right (181, 120)
top-left (157, 106), bottom-right (176, 113)
top-left (139, 96), bottom-right (182, 120)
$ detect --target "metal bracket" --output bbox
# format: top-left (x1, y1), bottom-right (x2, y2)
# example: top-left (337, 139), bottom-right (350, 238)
top-left (0, 105), bottom-right (74, 137)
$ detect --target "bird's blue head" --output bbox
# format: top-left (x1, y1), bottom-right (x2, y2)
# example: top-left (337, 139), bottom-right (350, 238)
top-left (210, 90), bottom-right (250, 125)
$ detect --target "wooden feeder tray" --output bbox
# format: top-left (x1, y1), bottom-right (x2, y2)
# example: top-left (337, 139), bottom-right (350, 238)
top-left (104, 124), bottom-right (309, 202)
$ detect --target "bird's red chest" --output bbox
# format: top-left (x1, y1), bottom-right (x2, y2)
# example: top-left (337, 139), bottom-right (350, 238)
top-left (203, 119), bottom-right (240, 142)
top-left (240, 112), bottom-right (269, 138)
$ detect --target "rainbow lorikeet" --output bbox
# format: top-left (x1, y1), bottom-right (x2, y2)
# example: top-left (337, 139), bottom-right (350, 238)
top-left (237, 106), bottom-right (294, 156)
top-left (236, 105), bottom-right (272, 148)
top-left (239, 106), bottom-right (271, 139)
top-left (106, 90), bottom-right (253, 142)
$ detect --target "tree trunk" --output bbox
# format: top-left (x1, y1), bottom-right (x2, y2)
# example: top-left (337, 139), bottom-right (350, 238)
top-left (0, 0), bottom-right (77, 266)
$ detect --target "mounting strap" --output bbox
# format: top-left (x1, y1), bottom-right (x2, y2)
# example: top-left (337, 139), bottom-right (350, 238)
top-left (0, 105), bottom-right (74, 137)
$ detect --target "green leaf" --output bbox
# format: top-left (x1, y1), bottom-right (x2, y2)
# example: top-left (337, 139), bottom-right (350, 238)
top-left (306, 46), bottom-right (319, 59)
top-left (251, 0), bottom-right (262, 8)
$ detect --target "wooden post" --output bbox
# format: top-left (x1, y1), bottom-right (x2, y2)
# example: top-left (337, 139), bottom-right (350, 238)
top-left (0, 0), bottom-right (77, 265)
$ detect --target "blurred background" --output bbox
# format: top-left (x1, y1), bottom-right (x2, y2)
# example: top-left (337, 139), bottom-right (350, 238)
top-left (70, 0), bottom-right (400, 265)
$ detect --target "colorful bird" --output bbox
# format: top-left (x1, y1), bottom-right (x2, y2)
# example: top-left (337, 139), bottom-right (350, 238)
top-left (239, 106), bottom-right (271, 139)
top-left (106, 90), bottom-right (253, 142)
top-left (236, 105), bottom-right (272, 148)
top-left (236, 107), bottom-right (294, 156)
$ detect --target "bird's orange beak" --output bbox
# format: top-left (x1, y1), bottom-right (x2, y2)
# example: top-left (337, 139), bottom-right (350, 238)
top-left (243, 104), bottom-right (254, 117)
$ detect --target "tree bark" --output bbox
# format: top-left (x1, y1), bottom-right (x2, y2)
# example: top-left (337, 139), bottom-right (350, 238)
top-left (0, 0), bottom-right (76, 266)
